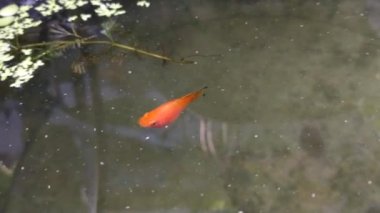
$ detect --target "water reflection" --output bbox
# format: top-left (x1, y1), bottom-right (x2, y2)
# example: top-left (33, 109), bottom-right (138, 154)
top-left (1, 0), bottom-right (380, 212)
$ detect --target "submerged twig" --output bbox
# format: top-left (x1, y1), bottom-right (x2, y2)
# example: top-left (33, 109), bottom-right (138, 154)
top-left (20, 39), bottom-right (196, 64)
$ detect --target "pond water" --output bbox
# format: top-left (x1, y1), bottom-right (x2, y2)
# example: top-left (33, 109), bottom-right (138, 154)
top-left (1, 0), bottom-right (380, 212)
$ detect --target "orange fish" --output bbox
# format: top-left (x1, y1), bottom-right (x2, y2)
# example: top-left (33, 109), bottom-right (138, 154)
top-left (138, 86), bottom-right (207, 128)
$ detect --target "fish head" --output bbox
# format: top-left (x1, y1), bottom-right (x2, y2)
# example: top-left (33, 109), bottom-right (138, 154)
top-left (138, 112), bottom-right (162, 128)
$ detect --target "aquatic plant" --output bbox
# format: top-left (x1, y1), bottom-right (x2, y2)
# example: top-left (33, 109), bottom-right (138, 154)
top-left (0, 0), bottom-right (183, 88)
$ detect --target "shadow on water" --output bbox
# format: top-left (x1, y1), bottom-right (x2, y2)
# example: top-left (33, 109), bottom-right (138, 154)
top-left (3, 0), bottom-right (380, 212)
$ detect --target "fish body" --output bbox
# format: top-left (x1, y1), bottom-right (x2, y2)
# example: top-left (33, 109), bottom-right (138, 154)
top-left (138, 87), bottom-right (207, 128)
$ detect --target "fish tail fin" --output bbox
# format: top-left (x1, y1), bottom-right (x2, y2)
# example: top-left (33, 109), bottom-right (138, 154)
top-left (182, 86), bottom-right (208, 103)
top-left (201, 86), bottom-right (208, 96)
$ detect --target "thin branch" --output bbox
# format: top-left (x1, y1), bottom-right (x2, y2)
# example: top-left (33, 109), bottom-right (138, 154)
top-left (20, 39), bottom-right (196, 64)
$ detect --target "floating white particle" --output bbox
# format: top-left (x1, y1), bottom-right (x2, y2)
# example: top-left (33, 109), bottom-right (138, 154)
top-left (100, 161), bottom-right (105, 166)
top-left (368, 180), bottom-right (373, 185)
top-left (238, 211), bottom-right (244, 213)
top-left (145, 136), bottom-right (150, 140)
top-left (47, 185), bottom-right (51, 189)
top-left (125, 206), bottom-right (130, 209)
top-left (128, 70), bottom-right (132, 74)
top-left (344, 120), bottom-right (348, 123)
top-left (21, 166), bottom-right (25, 170)
top-left (200, 193), bottom-right (204, 197)
top-left (44, 134), bottom-right (48, 138)
top-left (311, 193), bottom-right (316, 198)
top-left (254, 134), bottom-right (259, 138)
top-left (300, 24), bottom-right (304, 28)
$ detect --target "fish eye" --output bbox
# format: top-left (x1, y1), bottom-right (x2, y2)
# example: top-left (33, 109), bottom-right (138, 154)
top-left (150, 121), bottom-right (158, 127)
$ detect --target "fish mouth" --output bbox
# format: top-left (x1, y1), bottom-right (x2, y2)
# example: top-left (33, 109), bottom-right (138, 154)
top-left (138, 118), bottom-right (149, 127)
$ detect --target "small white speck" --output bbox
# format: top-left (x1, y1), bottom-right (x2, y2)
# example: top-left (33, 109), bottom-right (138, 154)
top-left (316, 2), bottom-right (320, 6)
top-left (21, 166), bottom-right (25, 170)
top-left (44, 134), bottom-right (48, 138)
top-left (195, 50), bottom-right (199, 54)
top-left (254, 134), bottom-right (259, 138)
top-left (277, 187), bottom-right (281, 191)
top-left (200, 193), bottom-right (204, 197)
top-left (300, 24), bottom-right (304, 28)
top-left (56, 169), bottom-right (60, 173)
top-left (145, 136), bottom-right (150, 140)
top-left (344, 120), bottom-right (348, 123)
top-left (360, 13), bottom-right (365, 17)
top-left (311, 193), bottom-right (316, 198)
top-left (128, 70), bottom-right (132, 74)
top-left (238, 211), bottom-right (244, 213)
top-left (93, 128), bottom-right (97, 132)
top-left (47, 185), bottom-right (51, 189)
top-left (368, 180), bottom-right (373, 185)
top-left (100, 161), bottom-right (105, 166)
top-left (125, 206), bottom-right (130, 209)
